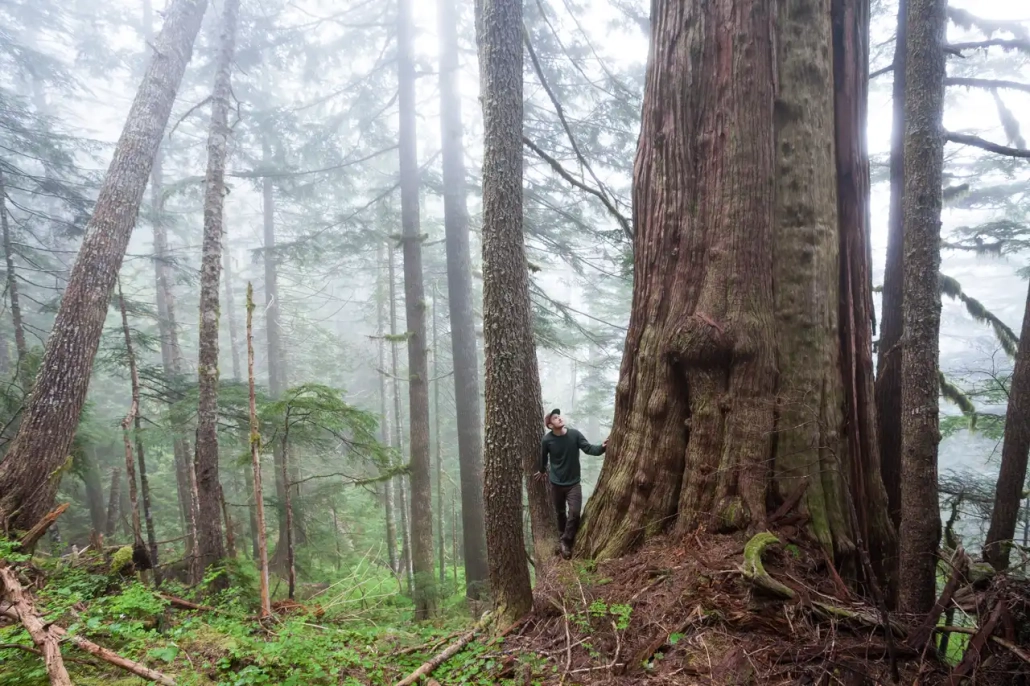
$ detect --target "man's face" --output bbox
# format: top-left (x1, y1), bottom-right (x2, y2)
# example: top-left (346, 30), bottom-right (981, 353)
top-left (549, 414), bottom-right (565, 431)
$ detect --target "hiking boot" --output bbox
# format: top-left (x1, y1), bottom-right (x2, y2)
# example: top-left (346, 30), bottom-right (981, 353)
top-left (559, 540), bottom-right (572, 560)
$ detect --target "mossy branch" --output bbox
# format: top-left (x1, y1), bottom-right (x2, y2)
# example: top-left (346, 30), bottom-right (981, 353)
top-left (940, 273), bottom-right (1019, 356)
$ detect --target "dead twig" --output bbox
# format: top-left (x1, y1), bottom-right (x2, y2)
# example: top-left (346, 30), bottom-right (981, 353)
top-left (17, 504), bottom-right (69, 552)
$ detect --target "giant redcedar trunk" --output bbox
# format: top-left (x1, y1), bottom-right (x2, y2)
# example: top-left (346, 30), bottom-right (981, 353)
top-left (984, 280), bottom-right (1030, 570)
top-left (579, 0), bottom-right (893, 582)
top-left (0, 0), bottom-right (208, 530)
top-left (194, 0), bottom-right (240, 574)
top-left (897, 0), bottom-right (946, 615)
top-left (437, 0), bottom-right (489, 600)
top-left (477, 0), bottom-right (535, 623)
top-left (397, 0), bottom-right (436, 619)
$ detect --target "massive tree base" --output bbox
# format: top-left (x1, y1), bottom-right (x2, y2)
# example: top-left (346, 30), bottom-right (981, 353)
top-left (494, 532), bottom-right (1030, 685)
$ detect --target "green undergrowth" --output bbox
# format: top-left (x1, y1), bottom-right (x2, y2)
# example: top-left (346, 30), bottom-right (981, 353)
top-left (0, 549), bottom-right (504, 686)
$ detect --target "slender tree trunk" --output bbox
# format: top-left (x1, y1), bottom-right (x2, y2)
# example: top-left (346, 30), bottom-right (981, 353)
top-left (377, 243), bottom-right (399, 576)
top-left (983, 282), bottom-right (1030, 569)
top-left (0, 171), bottom-right (28, 386)
top-left (875, 0), bottom-right (907, 547)
top-left (477, 0), bottom-right (535, 623)
top-left (438, 0), bottom-right (489, 601)
top-left (388, 245), bottom-right (413, 595)
top-left (577, 0), bottom-right (893, 588)
top-left (0, 0), bottom-right (209, 531)
top-left (397, 0), bottom-right (436, 620)
top-left (246, 283), bottom-right (272, 618)
top-left (451, 492), bottom-right (458, 585)
top-left (117, 281), bottom-right (157, 573)
top-left (833, 0), bottom-right (897, 592)
top-left (82, 448), bottom-right (106, 535)
top-left (105, 467), bottom-right (121, 540)
top-left (219, 484), bottom-right (236, 558)
top-left (194, 0), bottom-right (240, 576)
top-left (898, 0), bottom-right (946, 615)
top-left (223, 245), bottom-right (242, 382)
top-left (398, 474), bottom-right (413, 595)
top-left (143, 0), bottom-right (197, 563)
top-left (281, 415), bottom-right (296, 600)
top-left (432, 290), bottom-right (445, 584)
top-left (262, 141), bottom-right (297, 563)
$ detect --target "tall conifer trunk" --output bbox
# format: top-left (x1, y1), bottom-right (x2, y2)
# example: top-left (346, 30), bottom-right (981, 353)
top-left (194, 0), bottom-right (241, 575)
top-left (397, 0), bottom-right (436, 619)
top-left (437, 0), bottom-right (489, 600)
top-left (477, 0), bottom-right (537, 623)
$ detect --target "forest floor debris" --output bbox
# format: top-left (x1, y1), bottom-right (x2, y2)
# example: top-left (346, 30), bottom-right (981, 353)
top-left (498, 530), bottom-right (1030, 685)
top-left (3, 532), bottom-right (1030, 685)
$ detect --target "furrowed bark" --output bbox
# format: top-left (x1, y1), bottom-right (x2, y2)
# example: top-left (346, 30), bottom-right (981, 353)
top-left (194, 0), bottom-right (240, 577)
top-left (477, 0), bottom-right (535, 623)
top-left (579, 0), bottom-right (891, 584)
top-left (0, 0), bottom-right (209, 531)
top-left (898, 0), bottom-right (946, 615)
top-left (397, 0), bottom-right (436, 619)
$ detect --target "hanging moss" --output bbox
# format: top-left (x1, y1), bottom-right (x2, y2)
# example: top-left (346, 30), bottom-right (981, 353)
top-left (940, 273), bottom-right (1019, 357)
top-left (939, 371), bottom-right (977, 430)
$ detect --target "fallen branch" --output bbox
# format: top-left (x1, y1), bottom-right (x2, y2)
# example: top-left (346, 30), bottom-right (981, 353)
top-left (907, 548), bottom-right (969, 649)
top-left (935, 625), bottom-right (1030, 665)
top-left (393, 611), bottom-right (493, 686)
top-left (0, 642), bottom-right (101, 667)
top-left (0, 567), bottom-right (72, 686)
top-left (158, 593), bottom-right (217, 613)
top-left (950, 602), bottom-right (1005, 683)
top-left (0, 599), bottom-right (176, 685)
top-left (17, 503), bottom-right (70, 551)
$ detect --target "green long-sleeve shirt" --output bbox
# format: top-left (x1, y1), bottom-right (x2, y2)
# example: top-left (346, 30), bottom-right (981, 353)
top-left (539, 428), bottom-right (605, 486)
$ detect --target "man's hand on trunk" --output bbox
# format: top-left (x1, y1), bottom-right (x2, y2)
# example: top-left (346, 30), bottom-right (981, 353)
top-left (534, 471), bottom-right (548, 483)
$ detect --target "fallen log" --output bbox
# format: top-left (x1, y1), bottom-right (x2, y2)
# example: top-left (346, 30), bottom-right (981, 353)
top-left (0, 566), bottom-right (72, 686)
top-left (18, 504), bottom-right (70, 552)
top-left (159, 593), bottom-right (217, 613)
top-left (0, 571), bottom-right (176, 686)
top-left (394, 611), bottom-right (493, 686)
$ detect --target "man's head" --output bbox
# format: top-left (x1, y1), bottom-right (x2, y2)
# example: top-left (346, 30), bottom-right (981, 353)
top-left (545, 408), bottom-right (565, 431)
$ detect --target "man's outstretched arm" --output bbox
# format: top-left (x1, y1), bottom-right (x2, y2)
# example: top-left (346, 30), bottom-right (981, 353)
top-left (539, 439), bottom-right (550, 474)
top-left (577, 430), bottom-right (607, 456)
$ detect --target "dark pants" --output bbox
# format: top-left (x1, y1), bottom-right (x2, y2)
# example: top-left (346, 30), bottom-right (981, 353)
top-left (551, 483), bottom-right (583, 546)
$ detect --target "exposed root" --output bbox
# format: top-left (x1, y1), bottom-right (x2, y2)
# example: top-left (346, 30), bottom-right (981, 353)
top-left (500, 532), bottom-right (966, 684)
top-left (740, 532), bottom-right (796, 599)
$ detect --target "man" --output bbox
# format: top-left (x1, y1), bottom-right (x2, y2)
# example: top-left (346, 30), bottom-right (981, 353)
top-left (535, 408), bottom-right (608, 559)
